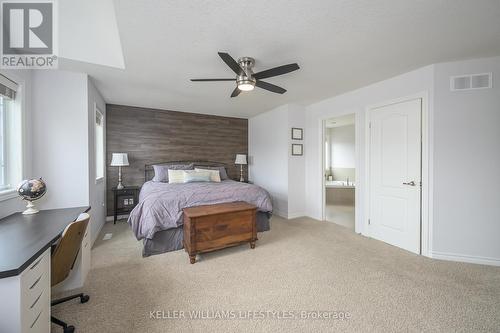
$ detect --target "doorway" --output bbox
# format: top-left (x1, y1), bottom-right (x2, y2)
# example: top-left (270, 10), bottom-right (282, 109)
top-left (323, 114), bottom-right (356, 230)
top-left (367, 98), bottom-right (422, 254)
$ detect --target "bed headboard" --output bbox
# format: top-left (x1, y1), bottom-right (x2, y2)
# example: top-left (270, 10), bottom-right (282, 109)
top-left (144, 160), bottom-right (228, 182)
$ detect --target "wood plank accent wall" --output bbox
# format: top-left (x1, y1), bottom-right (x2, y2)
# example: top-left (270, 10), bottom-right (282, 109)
top-left (106, 104), bottom-right (248, 216)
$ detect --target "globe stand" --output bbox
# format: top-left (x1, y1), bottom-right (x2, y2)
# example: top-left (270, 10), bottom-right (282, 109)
top-left (22, 201), bottom-right (39, 215)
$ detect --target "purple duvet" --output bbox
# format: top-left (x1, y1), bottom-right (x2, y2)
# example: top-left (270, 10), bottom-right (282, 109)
top-left (128, 180), bottom-right (273, 240)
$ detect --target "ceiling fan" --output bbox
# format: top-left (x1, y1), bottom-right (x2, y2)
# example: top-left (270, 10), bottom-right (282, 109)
top-left (190, 52), bottom-right (300, 97)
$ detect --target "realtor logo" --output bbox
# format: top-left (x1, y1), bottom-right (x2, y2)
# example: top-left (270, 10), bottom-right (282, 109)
top-left (1, 0), bottom-right (57, 68)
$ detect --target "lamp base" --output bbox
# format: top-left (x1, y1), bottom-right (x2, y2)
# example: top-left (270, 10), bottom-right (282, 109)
top-left (239, 164), bottom-right (244, 182)
top-left (22, 201), bottom-right (39, 215)
top-left (117, 182), bottom-right (124, 190)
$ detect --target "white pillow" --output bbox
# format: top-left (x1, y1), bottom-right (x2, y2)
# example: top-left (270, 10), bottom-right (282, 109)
top-left (183, 170), bottom-right (212, 183)
top-left (167, 169), bottom-right (185, 183)
top-left (194, 168), bottom-right (221, 182)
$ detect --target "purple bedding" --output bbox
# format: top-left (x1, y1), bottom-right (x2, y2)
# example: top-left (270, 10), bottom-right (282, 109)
top-left (128, 180), bottom-right (273, 240)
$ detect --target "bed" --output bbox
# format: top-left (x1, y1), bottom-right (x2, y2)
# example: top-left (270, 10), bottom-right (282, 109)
top-left (127, 161), bottom-right (273, 256)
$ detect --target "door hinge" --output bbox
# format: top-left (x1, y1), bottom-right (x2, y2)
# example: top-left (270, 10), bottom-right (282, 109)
top-left (369, 122), bottom-right (372, 129)
top-left (368, 218), bottom-right (371, 225)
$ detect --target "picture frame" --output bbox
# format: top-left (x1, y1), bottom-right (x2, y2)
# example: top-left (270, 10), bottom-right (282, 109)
top-left (291, 143), bottom-right (303, 156)
top-left (291, 127), bottom-right (303, 140)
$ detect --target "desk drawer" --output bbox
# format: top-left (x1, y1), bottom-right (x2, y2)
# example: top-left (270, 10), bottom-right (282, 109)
top-left (21, 248), bottom-right (50, 333)
top-left (83, 227), bottom-right (90, 249)
top-left (22, 250), bottom-right (49, 290)
top-left (23, 287), bottom-right (49, 332)
top-left (28, 307), bottom-right (49, 333)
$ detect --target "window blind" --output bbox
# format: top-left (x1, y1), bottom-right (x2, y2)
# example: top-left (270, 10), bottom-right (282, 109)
top-left (0, 74), bottom-right (18, 100)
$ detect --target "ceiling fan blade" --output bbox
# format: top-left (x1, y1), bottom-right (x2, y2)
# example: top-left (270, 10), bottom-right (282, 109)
top-left (218, 52), bottom-right (243, 75)
top-left (253, 63), bottom-right (300, 80)
top-left (230, 87), bottom-right (241, 98)
top-left (255, 80), bottom-right (287, 94)
top-left (190, 78), bottom-right (235, 81)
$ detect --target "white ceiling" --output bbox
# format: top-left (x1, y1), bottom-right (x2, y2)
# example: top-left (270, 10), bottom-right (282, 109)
top-left (60, 0), bottom-right (500, 118)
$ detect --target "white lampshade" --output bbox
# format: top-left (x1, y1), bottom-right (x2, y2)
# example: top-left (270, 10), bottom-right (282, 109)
top-left (235, 154), bottom-right (247, 165)
top-left (110, 153), bottom-right (129, 166)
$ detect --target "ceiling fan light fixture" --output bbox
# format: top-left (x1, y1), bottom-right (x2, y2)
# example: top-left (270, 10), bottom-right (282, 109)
top-left (238, 82), bottom-right (255, 91)
top-left (236, 75), bottom-right (256, 91)
top-left (190, 52), bottom-right (299, 97)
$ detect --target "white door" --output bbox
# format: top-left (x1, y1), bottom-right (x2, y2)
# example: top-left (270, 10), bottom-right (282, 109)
top-left (368, 98), bottom-right (421, 254)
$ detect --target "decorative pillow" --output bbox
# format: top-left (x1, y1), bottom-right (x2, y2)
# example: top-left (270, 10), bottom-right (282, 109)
top-left (152, 163), bottom-right (194, 182)
top-left (167, 169), bottom-right (186, 183)
top-left (194, 166), bottom-right (228, 180)
top-left (195, 168), bottom-right (221, 182)
top-left (183, 170), bottom-right (211, 183)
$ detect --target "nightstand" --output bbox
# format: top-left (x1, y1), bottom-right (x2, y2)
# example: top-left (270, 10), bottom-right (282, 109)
top-left (112, 186), bottom-right (140, 224)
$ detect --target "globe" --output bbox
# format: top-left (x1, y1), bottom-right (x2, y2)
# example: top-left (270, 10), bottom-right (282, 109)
top-left (17, 178), bottom-right (47, 202)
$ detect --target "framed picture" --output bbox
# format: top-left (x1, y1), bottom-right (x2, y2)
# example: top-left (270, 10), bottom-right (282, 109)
top-left (291, 144), bottom-right (303, 156)
top-left (291, 127), bottom-right (303, 140)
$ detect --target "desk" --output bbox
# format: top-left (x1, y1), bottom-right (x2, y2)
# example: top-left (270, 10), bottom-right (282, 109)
top-left (0, 206), bottom-right (90, 333)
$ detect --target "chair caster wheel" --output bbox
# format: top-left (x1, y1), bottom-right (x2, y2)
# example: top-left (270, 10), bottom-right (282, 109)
top-left (80, 295), bottom-right (90, 303)
top-left (64, 325), bottom-right (75, 333)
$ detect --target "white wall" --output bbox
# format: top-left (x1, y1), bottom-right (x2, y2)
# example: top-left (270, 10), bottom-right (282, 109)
top-left (249, 103), bottom-right (307, 218)
top-left (32, 70), bottom-right (89, 210)
top-left (330, 125), bottom-right (355, 168)
top-left (252, 56), bottom-right (500, 265)
top-left (305, 65), bottom-right (435, 236)
top-left (87, 79), bottom-right (107, 244)
top-left (0, 70), bottom-right (32, 219)
top-left (0, 69), bottom-right (107, 243)
top-left (60, 0), bottom-right (124, 68)
top-left (249, 105), bottom-right (289, 217)
top-left (29, 70), bottom-right (107, 245)
top-left (287, 104), bottom-right (306, 218)
top-left (431, 57), bottom-right (500, 264)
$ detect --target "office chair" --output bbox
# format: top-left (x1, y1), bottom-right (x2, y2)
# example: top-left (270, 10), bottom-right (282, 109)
top-left (51, 213), bottom-right (91, 333)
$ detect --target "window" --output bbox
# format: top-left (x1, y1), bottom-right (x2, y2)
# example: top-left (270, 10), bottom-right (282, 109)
top-left (0, 73), bottom-right (21, 197)
top-left (95, 106), bottom-right (104, 181)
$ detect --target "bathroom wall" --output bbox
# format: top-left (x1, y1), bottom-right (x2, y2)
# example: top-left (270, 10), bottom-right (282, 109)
top-left (326, 124), bottom-right (355, 181)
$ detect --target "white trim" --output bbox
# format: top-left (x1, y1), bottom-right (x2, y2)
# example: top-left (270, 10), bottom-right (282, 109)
top-left (273, 209), bottom-right (288, 219)
top-left (431, 251), bottom-right (500, 267)
top-left (320, 112), bottom-right (361, 233)
top-left (0, 188), bottom-right (17, 201)
top-left (0, 70), bottom-right (28, 193)
top-left (364, 92), bottom-right (432, 257)
top-left (287, 212), bottom-right (306, 219)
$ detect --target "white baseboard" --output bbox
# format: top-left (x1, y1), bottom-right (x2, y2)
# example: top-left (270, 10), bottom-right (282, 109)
top-left (287, 212), bottom-right (306, 219)
top-left (92, 217), bottom-right (105, 246)
top-left (272, 209), bottom-right (288, 219)
top-left (272, 210), bottom-right (306, 220)
top-left (431, 251), bottom-right (500, 267)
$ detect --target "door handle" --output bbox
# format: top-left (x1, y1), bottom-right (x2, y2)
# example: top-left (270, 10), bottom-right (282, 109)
top-left (403, 181), bottom-right (416, 186)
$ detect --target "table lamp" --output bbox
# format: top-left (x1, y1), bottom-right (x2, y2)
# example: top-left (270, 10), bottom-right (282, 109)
top-left (235, 154), bottom-right (247, 182)
top-left (110, 153), bottom-right (129, 189)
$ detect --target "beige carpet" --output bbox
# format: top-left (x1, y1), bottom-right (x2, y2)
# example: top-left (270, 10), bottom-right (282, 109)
top-left (51, 216), bottom-right (500, 333)
top-left (325, 204), bottom-right (355, 230)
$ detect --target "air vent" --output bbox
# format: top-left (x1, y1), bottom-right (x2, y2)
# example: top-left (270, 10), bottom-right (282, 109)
top-left (450, 73), bottom-right (492, 91)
